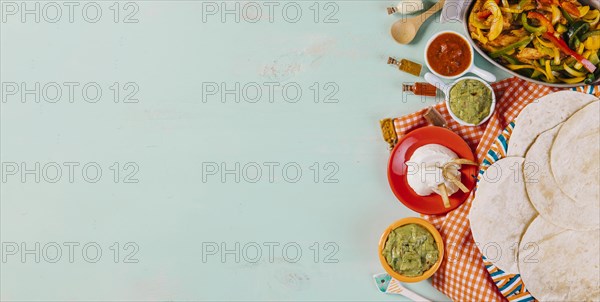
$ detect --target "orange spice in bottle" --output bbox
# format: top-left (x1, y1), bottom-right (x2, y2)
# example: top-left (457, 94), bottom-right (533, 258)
top-left (402, 82), bottom-right (437, 97)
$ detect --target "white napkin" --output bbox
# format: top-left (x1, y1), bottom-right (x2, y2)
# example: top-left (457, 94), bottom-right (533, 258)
top-left (440, 0), bottom-right (468, 23)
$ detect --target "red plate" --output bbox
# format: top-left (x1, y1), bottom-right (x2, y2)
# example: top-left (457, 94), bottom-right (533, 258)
top-left (387, 126), bottom-right (478, 215)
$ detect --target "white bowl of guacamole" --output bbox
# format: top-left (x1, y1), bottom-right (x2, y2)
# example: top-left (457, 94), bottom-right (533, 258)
top-left (445, 77), bottom-right (496, 126)
top-left (424, 73), bottom-right (496, 127)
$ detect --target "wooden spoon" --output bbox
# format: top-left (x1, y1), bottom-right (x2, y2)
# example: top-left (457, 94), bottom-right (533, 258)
top-left (390, 0), bottom-right (446, 44)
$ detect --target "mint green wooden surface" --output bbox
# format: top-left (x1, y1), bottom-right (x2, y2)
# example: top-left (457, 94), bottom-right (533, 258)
top-left (0, 1), bottom-right (509, 300)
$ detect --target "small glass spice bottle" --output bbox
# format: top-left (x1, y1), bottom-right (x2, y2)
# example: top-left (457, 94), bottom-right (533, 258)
top-left (387, 57), bottom-right (423, 77)
top-left (402, 82), bottom-right (437, 97)
top-left (387, 0), bottom-right (424, 15)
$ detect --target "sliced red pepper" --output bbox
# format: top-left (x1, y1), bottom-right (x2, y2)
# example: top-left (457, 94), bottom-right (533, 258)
top-left (561, 2), bottom-right (580, 17)
top-left (478, 10), bottom-right (493, 19)
top-left (536, 0), bottom-right (558, 8)
top-left (542, 32), bottom-right (596, 72)
top-left (477, 0), bottom-right (500, 20)
top-left (528, 11), bottom-right (554, 33)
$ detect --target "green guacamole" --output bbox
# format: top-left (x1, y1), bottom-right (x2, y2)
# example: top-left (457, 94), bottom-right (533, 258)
top-left (382, 224), bottom-right (439, 277)
top-left (448, 79), bottom-right (493, 125)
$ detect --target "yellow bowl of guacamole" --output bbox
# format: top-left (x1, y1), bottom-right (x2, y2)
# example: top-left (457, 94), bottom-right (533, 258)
top-left (378, 217), bottom-right (444, 282)
top-left (445, 77), bottom-right (496, 126)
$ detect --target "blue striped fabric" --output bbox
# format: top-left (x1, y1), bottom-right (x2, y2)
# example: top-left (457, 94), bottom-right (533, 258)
top-left (479, 124), bottom-right (536, 301)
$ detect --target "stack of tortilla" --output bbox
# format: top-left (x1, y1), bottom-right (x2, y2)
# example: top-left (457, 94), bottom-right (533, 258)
top-left (469, 91), bottom-right (600, 301)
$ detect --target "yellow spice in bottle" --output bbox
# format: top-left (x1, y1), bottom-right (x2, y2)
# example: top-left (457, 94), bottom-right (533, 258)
top-left (387, 57), bottom-right (422, 77)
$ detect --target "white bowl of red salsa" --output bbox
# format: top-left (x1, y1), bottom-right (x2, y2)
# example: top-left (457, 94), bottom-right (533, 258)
top-left (424, 30), bottom-right (497, 82)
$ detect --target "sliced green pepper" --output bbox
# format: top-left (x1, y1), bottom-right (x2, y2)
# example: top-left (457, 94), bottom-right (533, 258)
top-left (581, 30), bottom-right (600, 41)
top-left (489, 35), bottom-right (533, 58)
top-left (528, 11), bottom-right (555, 33)
top-left (560, 6), bottom-right (575, 24)
top-left (500, 54), bottom-right (520, 65)
top-left (584, 65), bottom-right (600, 84)
top-left (584, 73), bottom-right (595, 84)
top-left (522, 13), bottom-right (546, 34)
top-left (567, 21), bottom-right (590, 49)
top-left (589, 51), bottom-right (600, 65)
top-left (570, 36), bottom-right (581, 50)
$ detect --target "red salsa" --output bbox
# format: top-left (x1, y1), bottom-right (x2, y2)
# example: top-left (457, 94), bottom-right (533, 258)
top-left (427, 33), bottom-right (471, 77)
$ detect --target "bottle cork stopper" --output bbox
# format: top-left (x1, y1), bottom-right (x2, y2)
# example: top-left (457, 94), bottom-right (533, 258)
top-left (387, 7), bottom-right (397, 15)
top-left (387, 57), bottom-right (399, 66)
